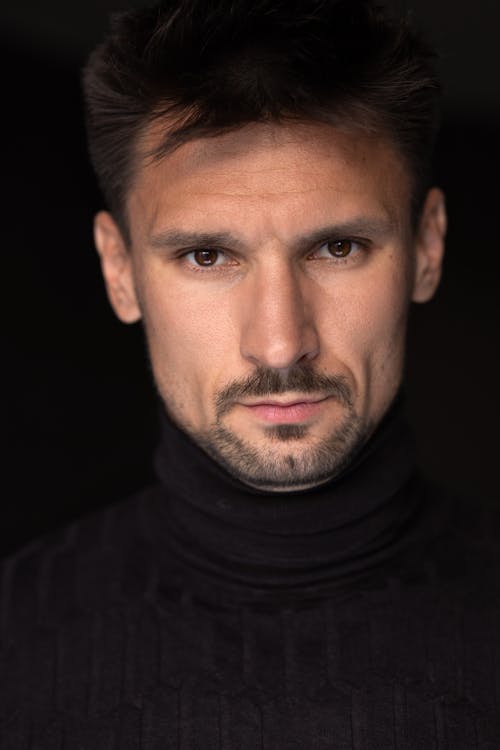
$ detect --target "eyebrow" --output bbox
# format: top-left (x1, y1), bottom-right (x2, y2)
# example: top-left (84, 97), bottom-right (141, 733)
top-left (150, 229), bottom-right (246, 252)
top-left (148, 217), bottom-right (395, 253)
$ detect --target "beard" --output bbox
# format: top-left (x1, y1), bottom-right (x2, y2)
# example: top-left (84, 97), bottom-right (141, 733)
top-left (158, 364), bottom-right (369, 491)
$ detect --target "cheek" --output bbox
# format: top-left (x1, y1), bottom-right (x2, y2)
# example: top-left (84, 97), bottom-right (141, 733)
top-left (356, 277), bottom-right (411, 399)
top-left (137, 271), bottom-right (237, 400)
top-left (318, 265), bottom-right (411, 378)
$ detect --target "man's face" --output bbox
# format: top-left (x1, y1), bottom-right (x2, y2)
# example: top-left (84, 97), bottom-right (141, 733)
top-left (95, 122), bottom-right (445, 490)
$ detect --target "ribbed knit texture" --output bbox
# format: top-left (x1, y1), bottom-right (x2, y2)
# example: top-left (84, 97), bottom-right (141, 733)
top-left (1, 402), bottom-right (500, 748)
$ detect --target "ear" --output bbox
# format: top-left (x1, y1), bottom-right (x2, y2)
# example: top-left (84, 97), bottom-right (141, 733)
top-left (412, 187), bottom-right (447, 303)
top-left (94, 211), bottom-right (142, 323)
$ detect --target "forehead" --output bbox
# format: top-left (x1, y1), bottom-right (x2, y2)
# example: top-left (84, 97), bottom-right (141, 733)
top-left (128, 122), bottom-right (412, 241)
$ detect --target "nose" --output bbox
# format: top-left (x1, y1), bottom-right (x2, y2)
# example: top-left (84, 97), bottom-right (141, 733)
top-left (239, 260), bottom-right (320, 371)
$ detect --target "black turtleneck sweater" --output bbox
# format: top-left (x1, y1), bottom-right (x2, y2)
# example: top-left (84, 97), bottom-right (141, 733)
top-left (1, 402), bottom-right (500, 748)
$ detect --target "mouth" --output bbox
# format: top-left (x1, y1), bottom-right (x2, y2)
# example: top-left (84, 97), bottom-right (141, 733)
top-left (238, 395), bottom-right (331, 424)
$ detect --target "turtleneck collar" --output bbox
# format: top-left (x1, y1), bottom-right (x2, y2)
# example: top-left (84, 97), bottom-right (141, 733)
top-left (150, 395), bottom-right (426, 598)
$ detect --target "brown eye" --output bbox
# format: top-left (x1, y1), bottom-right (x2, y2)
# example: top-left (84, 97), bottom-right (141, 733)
top-left (193, 249), bottom-right (220, 266)
top-left (328, 239), bottom-right (353, 258)
top-left (312, 238), bottom-right (364, 263)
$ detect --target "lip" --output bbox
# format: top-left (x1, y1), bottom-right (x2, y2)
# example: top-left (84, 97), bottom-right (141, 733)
top-left (240, 396), bottom-right (331, 424)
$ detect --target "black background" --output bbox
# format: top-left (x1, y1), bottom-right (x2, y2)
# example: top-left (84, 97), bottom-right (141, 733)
top-left (2, 1), bottom-right (499, 557)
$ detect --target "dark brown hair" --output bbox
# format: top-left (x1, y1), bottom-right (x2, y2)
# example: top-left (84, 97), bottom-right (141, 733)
top-left (83, 0), bottom-right (441, 237)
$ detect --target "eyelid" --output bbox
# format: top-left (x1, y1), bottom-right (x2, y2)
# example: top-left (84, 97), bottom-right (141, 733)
top-left (308, 237), bottom-right (369, 259)
top-left (176, 236), bottom-right (371, 269)
top-left (179, 247), bottom-right (238, 270)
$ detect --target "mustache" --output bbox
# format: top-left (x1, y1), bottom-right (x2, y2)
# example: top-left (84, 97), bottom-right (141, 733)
top-left (215, 365), bottom-right (353, 418)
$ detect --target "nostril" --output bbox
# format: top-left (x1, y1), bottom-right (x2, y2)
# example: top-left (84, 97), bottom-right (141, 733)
top-left (240, 323), bottom-right (320, 371)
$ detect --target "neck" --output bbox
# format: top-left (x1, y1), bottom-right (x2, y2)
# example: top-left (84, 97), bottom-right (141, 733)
top-left (149, 394), bottom-right (426, 600)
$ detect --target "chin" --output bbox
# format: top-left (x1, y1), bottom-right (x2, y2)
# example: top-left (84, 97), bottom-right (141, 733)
top-left (193, 405), bottom-right (367, 490)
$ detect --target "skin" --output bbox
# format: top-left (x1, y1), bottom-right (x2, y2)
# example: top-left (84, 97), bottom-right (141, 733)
top-left (94, 122), bottom-right (446, 491)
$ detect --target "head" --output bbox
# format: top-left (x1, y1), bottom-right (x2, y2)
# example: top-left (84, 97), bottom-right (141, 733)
top-left (83, 0), bottom-right (446, 491)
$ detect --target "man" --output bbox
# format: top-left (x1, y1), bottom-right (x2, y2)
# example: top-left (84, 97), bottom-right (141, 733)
top-left (1, 0), bottom-right (498, 747)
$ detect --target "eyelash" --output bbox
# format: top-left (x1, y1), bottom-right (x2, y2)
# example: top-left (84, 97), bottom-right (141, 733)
top-left (179, 238), bottom-right (369, 273)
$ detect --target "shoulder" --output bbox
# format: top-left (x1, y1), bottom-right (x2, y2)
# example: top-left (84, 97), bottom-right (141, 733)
top-left (430, 485), bottom-right (500, 558)
top-left (0, 484), bottom-right (166, 639)
top-left (0, 485), bottom-right (178, 735)
top-left (411, 481), bottom-right (500, 598)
